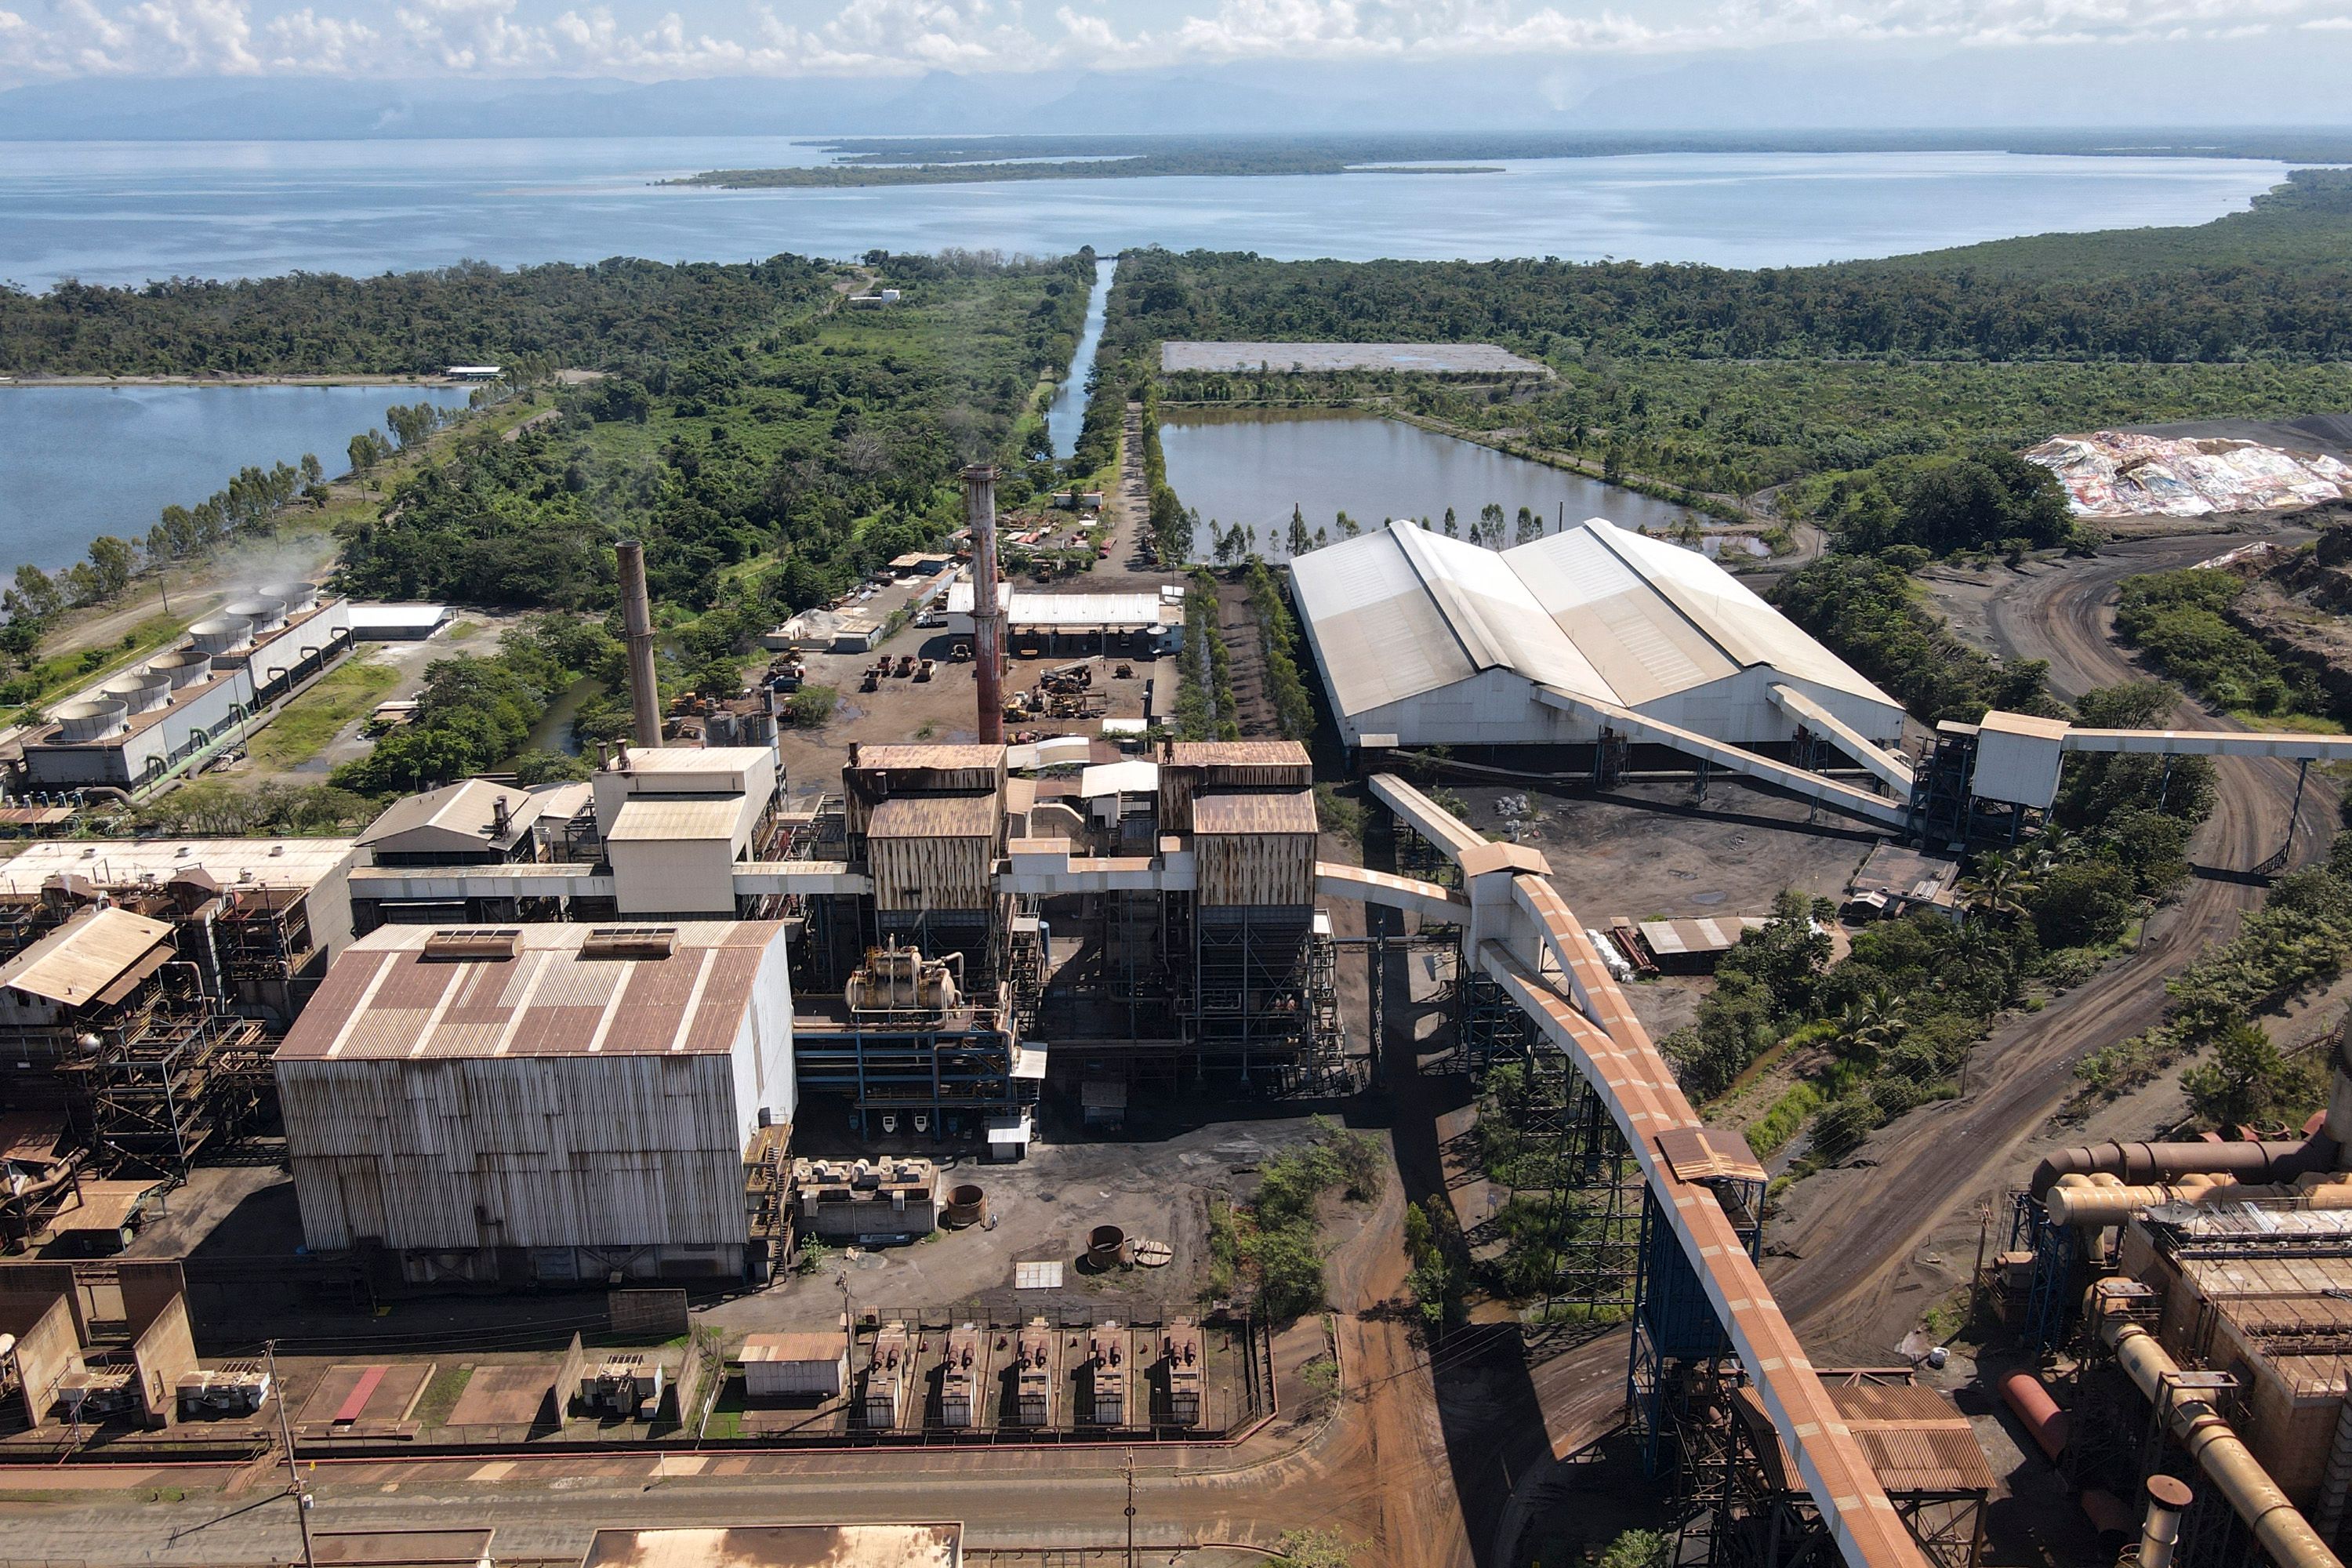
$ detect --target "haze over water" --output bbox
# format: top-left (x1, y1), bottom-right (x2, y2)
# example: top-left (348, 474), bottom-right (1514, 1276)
top-left (0, 140), bottom-right (2297, 289)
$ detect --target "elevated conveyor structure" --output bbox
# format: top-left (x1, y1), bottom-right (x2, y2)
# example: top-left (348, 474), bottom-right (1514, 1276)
top-left (1369, 773), bottom-right (1931, 1568)
top-left (1534, 686), bottom-right (1911, 830)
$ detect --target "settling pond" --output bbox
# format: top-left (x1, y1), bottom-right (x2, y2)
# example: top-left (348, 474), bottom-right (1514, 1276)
top-left (1156, 408), bottom-right (1697, 562)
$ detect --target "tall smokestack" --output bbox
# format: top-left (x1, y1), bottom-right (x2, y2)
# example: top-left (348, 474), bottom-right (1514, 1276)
top-left (615, 540), bottom-right (663, 750)
top-left (964, 465), bottom-right (1004, 747)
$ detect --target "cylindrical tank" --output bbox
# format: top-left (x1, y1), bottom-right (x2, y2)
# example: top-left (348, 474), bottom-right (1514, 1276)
top-left (99, 670), bottom-right (171, 714)
top-left (944, 1184), bottom-right (989, 1229)
top-left (223, 596), bottom-right (286, 635)
top-left (263, 580), bottom-right (319, 614)
top-left (2001, 1370), bottom-right (2069, 1461)
top-left (149, 648), bottom-right (215, 689)
top-left (189, 615), bottom-right (252, 655)
top-left (53, 698), bottom-right (128, 741)
top-left (1087, 1224), bottom-right (1132, 1271)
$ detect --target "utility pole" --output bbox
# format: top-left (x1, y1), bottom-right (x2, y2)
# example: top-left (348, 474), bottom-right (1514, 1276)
top-left (266, 1341), bottom-right (316, 1568)
top-left (1124, 1449), bottom-right (1138, 1568)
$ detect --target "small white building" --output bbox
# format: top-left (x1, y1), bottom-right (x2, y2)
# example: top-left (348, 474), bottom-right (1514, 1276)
top-left (274, 920), bottom-right (796, 1285)
top-left (593, 746), bottom-right (779, 918)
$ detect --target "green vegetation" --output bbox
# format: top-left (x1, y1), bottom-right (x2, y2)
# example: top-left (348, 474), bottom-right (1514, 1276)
top-left (1269, 1527), bottom-right (1365, 1568)
top-left (1176, 569), bottom-right (1237, 740)
top-left (1243, 558), bottom-right (1317, 742)
top-left (248, 659), bottom-right (398, 771)
top-left (0, 257), bottom-right (837, 376)
top-left (1599, 1529), bottom-right (1674, 1568)
top-left (335, 252), bottom-right (1091, 627)
top-left (2114, 569), bottom-right (2318, 717)
top-left (130, 778), bottom-right (377, 837)
top-left (2182, 1019), bottom-right (2325, 1131)
top-left (1814, 447), bottom-right (2074, 557)
top-left (1225, 1120), bottom-right (1384, 1323)
top-left (2077, 837), bottom-right (2352, 1104)
top-left (1769, 553), bottom-right (2054, 724)
top-left (1116, 173), bottom-right (2352, 365)
top-left (329, 615), bottom-right (613, 794)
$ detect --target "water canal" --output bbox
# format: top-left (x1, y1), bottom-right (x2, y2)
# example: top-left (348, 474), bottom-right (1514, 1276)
top-left (1046, 256), bottom-right (1116, 459)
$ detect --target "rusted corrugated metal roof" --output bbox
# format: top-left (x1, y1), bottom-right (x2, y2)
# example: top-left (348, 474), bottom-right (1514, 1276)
top-left (1190, 789), bottom-right (1318, 836)
top-left (0, 906), bottom-right (176, 1006)
top-left (741, 1332), bottom-right (849, 1363)
top-left (852, 745), bottom-right (1004, 771)
top-left (606, 797), bottom-right (743, 842)
top-left (578, 1524), bottom-right (962, 1568)
top-left (1163, 741), bottom-right (1311, 768)
top-left (1733, 1382), bottom-right (1993, 1496)
top-left (273, 921), bottom-right (784, 1062)
top-left (869, 793), bottom-right (998, 839)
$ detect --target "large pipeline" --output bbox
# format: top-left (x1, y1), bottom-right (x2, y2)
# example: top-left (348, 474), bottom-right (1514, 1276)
top-left (2045, 1171), bottom-right (2352, 1227)
top-left (2030, 1138), bottom-right (2334, 1200)
top-left (964, 464), bottom-right (1004, 747)
top-left (615, 540), bottom-right (663, 750)
top-left (2096, 1289), bottom-right (2347, 1568)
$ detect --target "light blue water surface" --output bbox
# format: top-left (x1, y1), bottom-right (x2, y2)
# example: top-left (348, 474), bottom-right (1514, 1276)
top-left (0, 141), bottom-right (2296, 289)
top-left (0, 383), bottom-right (474, 577)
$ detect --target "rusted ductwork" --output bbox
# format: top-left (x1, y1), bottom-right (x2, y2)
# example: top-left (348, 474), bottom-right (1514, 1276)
top-left (2029, 1138), bottom-right (2335, 1200)
top-left (2045, 1171), bottom-right (2352, 1227)
top-left (2095, 1283), bottom-right (2347, 1568)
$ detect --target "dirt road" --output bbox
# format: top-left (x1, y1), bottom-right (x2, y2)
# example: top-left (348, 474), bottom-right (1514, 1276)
top-left (1769, 534), bottom-right (2337, 1361)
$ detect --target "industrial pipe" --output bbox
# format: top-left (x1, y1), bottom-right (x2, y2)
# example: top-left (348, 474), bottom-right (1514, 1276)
top-left (964, 464), bottom-right (1004, 748)
top-left (2030, 1138), bottom-right (2335, 1200)
top-left (2045, 1172), bottom-right (2352, 1227)
top-left (2098, 1294), bottom-right (2347, 1568)
top-left (615, 540), bottom-right (663, 750)
top-left (2001, 1369), bottom-right (2070, 1462)
top-left (2142, 1475), bottom-right (2194, 1568)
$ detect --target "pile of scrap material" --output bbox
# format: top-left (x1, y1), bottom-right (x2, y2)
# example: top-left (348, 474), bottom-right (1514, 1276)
top-left (2027, 431), bottom-right (2352, 518)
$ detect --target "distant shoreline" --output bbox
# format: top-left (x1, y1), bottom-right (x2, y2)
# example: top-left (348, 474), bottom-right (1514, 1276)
top-left (0, 373), bottom-right (474, 389)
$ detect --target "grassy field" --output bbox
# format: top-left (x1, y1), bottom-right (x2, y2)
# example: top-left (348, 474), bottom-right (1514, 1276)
top-left (249, 659), bottom-right (398, 771)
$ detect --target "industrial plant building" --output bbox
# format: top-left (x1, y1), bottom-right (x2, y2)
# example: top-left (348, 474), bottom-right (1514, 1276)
top-left (14, 583), bottom-right (353, 794)
top-left (272, 920), bottom-right (795, 1285)
top-left (1288, 518), bottom-right (1902, 754)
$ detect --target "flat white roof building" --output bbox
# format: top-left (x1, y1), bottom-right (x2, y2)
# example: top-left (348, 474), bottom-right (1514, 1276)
top-left (1289, 518), bottom-right (1901, 750)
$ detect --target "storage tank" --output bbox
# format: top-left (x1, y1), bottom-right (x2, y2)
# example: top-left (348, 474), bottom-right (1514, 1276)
top-left (189, 615), bottom-right (252, 655)
top-left (100, 670), bottom-right (172, 715)
top-left (149, 648), bottom-right (215, 689)
top-left (53, 699), bottom-right (128, 742)
top-left (223, 596), bottom-right (286, 636)
top-left (263, 580), bottom-right (319, 615)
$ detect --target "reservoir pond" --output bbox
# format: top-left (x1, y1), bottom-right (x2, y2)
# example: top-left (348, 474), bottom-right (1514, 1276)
top-left (0, 383), bottom-right (475, 579)
top-left (1156, 409), bottom-right (1693, 561)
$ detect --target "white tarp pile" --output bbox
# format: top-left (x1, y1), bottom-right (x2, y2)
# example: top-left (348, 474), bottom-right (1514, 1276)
top-left (2026, 430), bottom-right (2352, 519)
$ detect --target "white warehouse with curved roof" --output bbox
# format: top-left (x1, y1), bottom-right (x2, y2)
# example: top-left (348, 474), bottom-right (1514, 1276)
top-left (1287, 518), bottom-right (1903, 752)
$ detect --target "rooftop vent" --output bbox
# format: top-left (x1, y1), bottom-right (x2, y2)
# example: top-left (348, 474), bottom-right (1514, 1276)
top-left (421, 928), bottom-right (523, 961)
top-left (581, 926), bottom-right (677, 960)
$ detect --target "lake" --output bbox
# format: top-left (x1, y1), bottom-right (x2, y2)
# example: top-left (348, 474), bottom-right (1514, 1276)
top-left (0, 140), bottom-right (2297, 289)
top-left (0, 383), bottom-right (475, 578)
top-left (1157, 408), bottom-right (1692, 561)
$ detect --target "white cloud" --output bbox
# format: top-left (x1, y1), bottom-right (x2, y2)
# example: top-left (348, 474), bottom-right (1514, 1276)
top-left (0, 0), bottom-right (2345, 83)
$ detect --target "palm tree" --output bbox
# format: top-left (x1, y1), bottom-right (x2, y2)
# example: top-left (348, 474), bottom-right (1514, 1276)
top-left (1832, 989), bottom-right (1904, 1062)
top-left (1958, 850), bottom-right (2038, 925)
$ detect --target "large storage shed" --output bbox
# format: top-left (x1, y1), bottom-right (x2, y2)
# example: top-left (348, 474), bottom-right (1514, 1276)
top-left (274, 920), bottom-right (795, 1285)
top-left (1289, 519), bottom-right (1901, 752)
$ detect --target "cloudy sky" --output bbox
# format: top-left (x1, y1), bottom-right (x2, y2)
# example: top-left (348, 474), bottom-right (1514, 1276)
top-left (4, 0), bottom-right (2347, 83)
